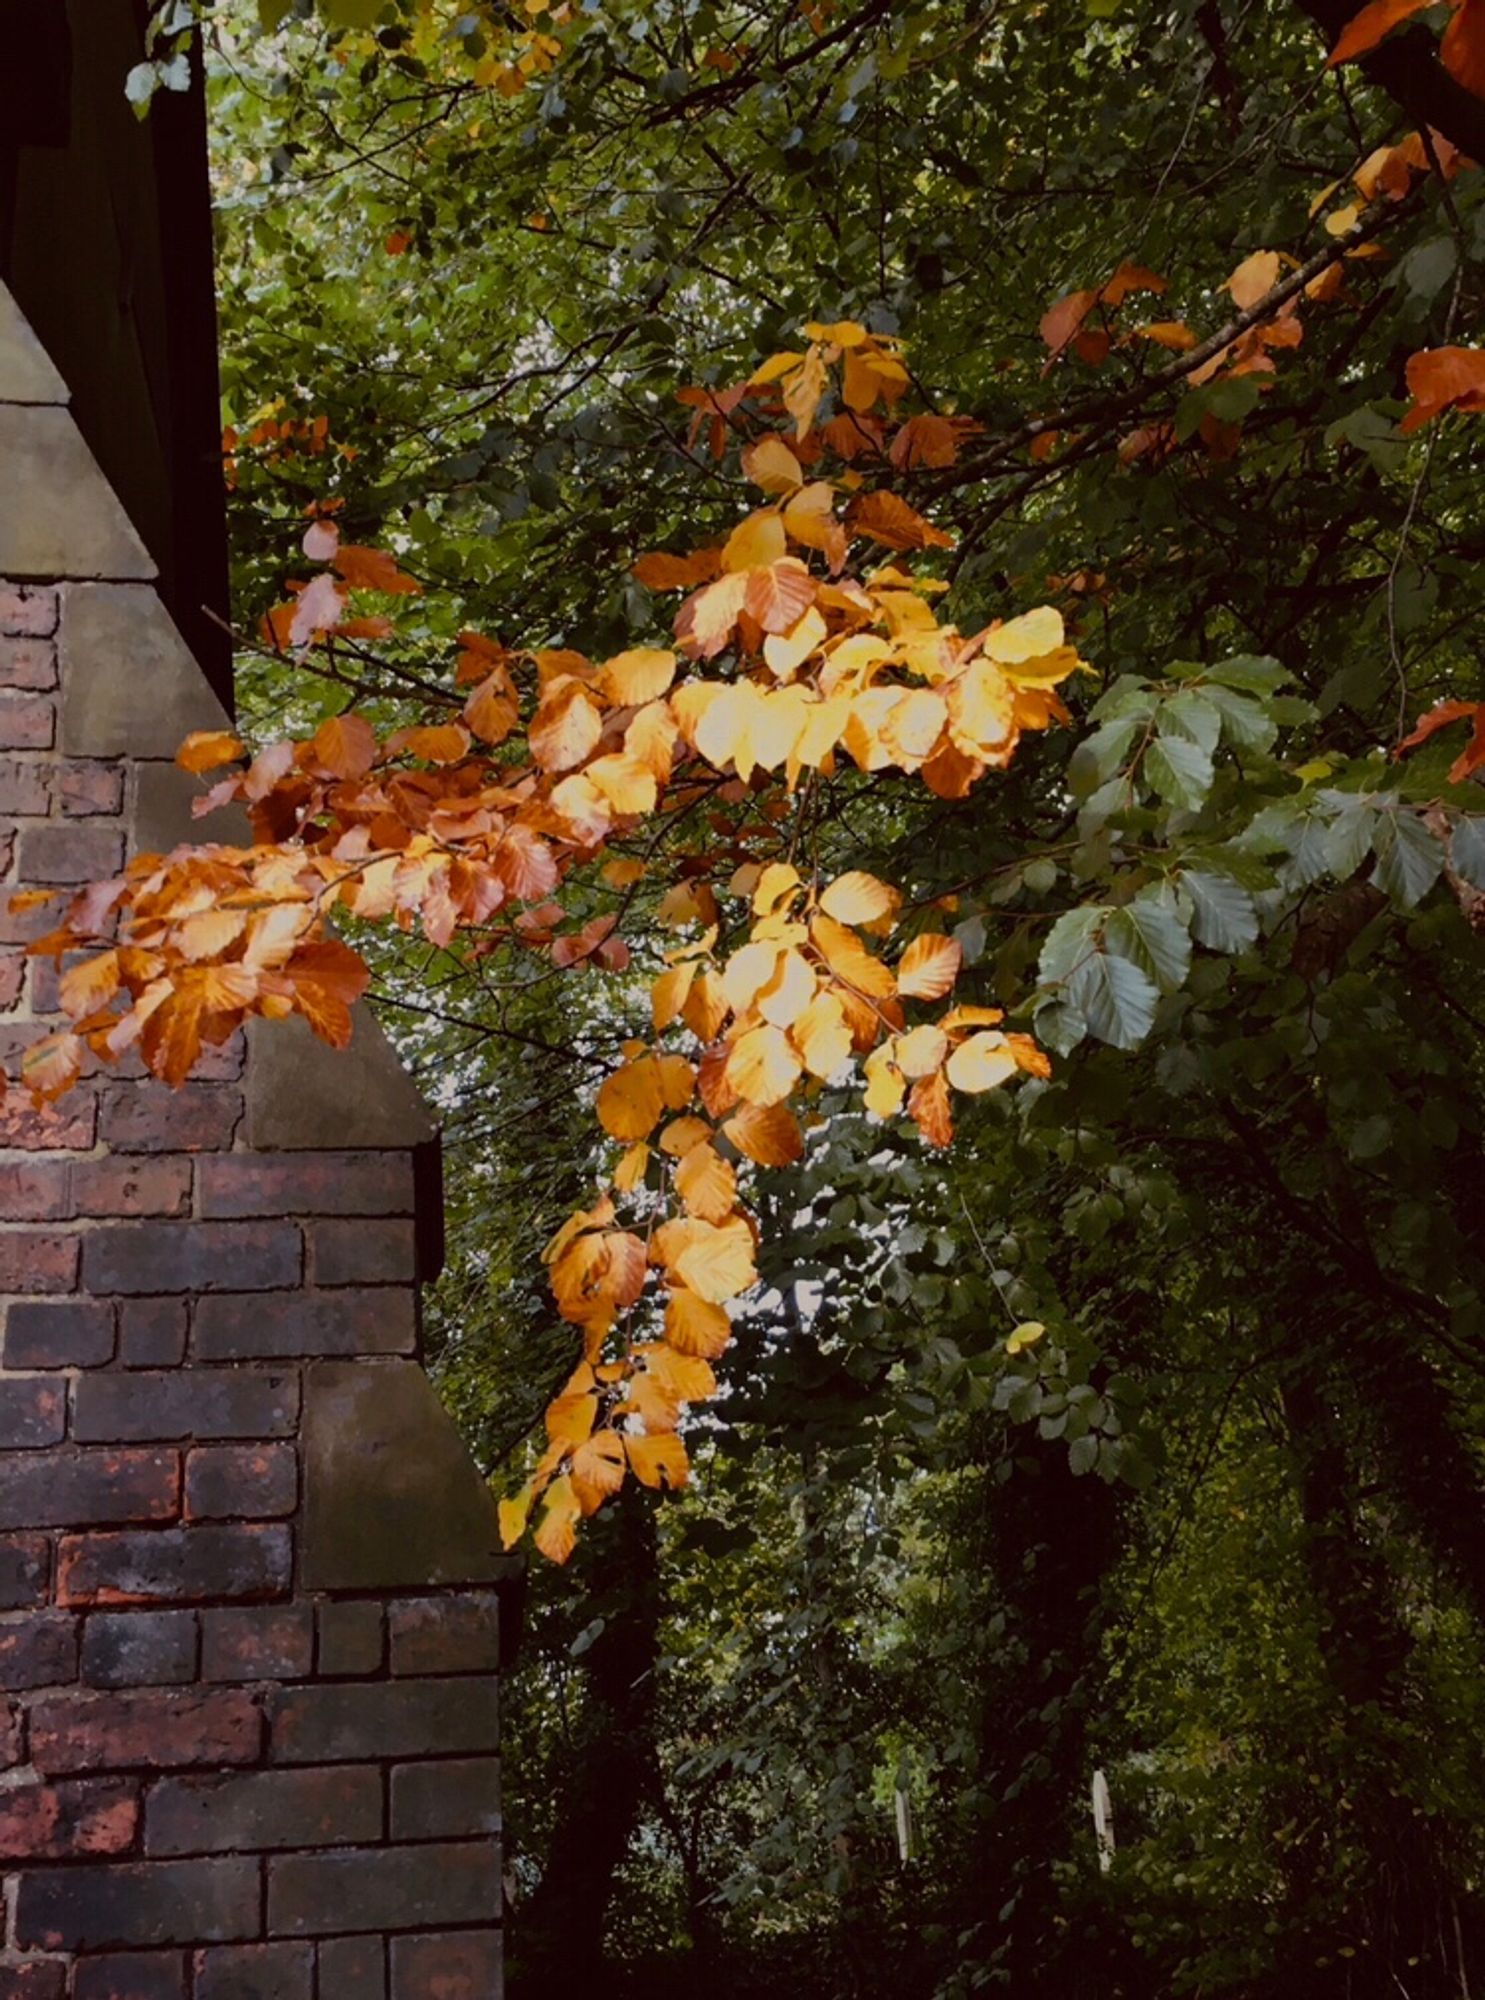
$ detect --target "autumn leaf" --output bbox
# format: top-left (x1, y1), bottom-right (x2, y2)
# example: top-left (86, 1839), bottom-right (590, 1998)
top-left (724, 1023), bottom-right (804, 1107)
top-left (332, 544), bottom-right (423, 595)
top-left (533, 1476), bottom-right (581, 1563)
top-left (176, 730), bottom-right (246, 775)
top-left (1399, 347), bottom-right (1485, 432)
top-left (288, 572), bottom-right (347, 648)
top-left (722, 1100), bottom-right (805, 1165)
top-left (625, 1432), bottom-right (690, 1490)
top-left (845, 489), bottom-right (954, 553)
top-left (897, 933), bottom-right (962, 1001)
top-left (1327, 0), bottom-right (1434, 64)
top-left (1227, 250), bottom-right (1282, 310)
top-left (664, 1289), bottom-right (733, 1358)
top-left (602, 648), bottom-right (677, 706)
top-left (820, 871), bottom-right (898, 926)
top-left (597, 1057), bottom-right (667, 1140)
top-left (674, 1142), bottom-right (738, 1223)
top-left (945, 1031), bottom-right (1019, 1093)
top-left (671, 1216), bottom-right (757, 1301)
top-left (311, 713), bottom-right (377, 780)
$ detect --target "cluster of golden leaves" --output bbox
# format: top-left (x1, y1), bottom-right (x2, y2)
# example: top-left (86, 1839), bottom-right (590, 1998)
top-left (10, 320), bottom-right (1080, 1562)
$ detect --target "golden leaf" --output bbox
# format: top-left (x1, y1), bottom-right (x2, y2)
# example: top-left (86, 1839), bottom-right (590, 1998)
top-left (897, 933), bottom-right (963, 1001)
top-left (674, 1142), bottom-right (738, 1224)
top-left (819, 871), bottom-right (898, 926)
top-left (945, 1031), bottom-right (1019, 1093)
top-left (863, 1044), bottom-right (907, 1119)
top-left (612, 1142), bottom-right (651, 1193)
top-left (982, 606), bottom-right (1064, 666)
top-left (671, 1216), bottom-right (757, 1302)
top-left (533, 1476), bottom-right (581, 1563)
top-left (659, 1114), bottom-right (713, 1157)
top-left (722, 509), bottom-right (788, 574)
top-left (724, 1023), bottom-right (803, 1107)
top-left (529, 682), bottom-right (603, 773)
top-left (498, 1483), bottom-right (535, 1549)
top-left (742, 436), bottom-right (805, 494)
top-left (571, 1431), bottom-right (627, 1513)
top-left (602, 647), bottom-right (677, 707)
top-left (665, 1289), bottom-right (733, 1358)
top-left (642, 1342), bottom-right (717, 1403)
top-left (681, 967), bottom-right (730, 1041)
top-left (651, 962), bottom-right (698, 1033)
top-left (757, 948), bottom-right (816, 1029)
top-left (895, 1023), bottom-right (948, 1078)
top-left (722, 1099), bottom-right (805, 1165)
top-left (909, 1070), bottom-right (954, 1147)
top-left (763, 606), bottom-right (829, 681)
top-left (596, 1057), bottom-right (666, 1140)
top-left (625, 1432), bottom-right (690, 1490)
top-left (793, 990), bottom-right (852, 1079)
top-left (176, 730), bottom-right (246, 775)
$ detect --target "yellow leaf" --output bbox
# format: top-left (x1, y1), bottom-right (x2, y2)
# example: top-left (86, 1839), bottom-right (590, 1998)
top-left (722, 937), bottom-right (782, 1015)
top-left (529, 682), bottom-right (603, 773)
top-left (804, 318), bottom-right (867, 347)
top-left (763, 606), bottom-right (828, 681)
top-left (681, 967), bottom-right (730, 1041)
top-left (793, 990), bottom-right (852, 1079)
top-left (533, 1476), bottom-right (581, 1563)
top-left (659, 1114), bottom-right (713, 1156)
top-left (665, 1289), bottom-right (733, 1358)
top-left (1006, 1320), bottom-right (1047, 1356)
top-left (895, 1023), bottom-right (948, 1078)
top-left (819, 871), bottom-right (898, 926)
top-left (652, 962), bottom-right (698, 1033)
top-left (612, 1142), bottom-right (650, 1193)
top-left (883, 688), bottom-right (948, 764)
top-left (674, 1142), bottom-right (738, 1224)
top-left (571, 1431), bottom-right (627, 1512)
top-left (752, 862), bottom-right (803, 917)
top-left (673, 1216), bottom-right (757, 1301)
top-left (176, 729), bottom-right (245, 774)
top-left (625, 1432), bottom-right (690, 1490)
top-left (643, 1342), bottom-right (717, 1403)
top-left (724, 1023), bottom-right (803, 1107)
top-left (983, 606), bottom-right (1064, 666)
top-left (498, 1483), bottom-right (534, 1548)
top-left (863, 1045), bottom-right (907, 1119)
top-left (546, 1391), bottom-right (597, 1448)
top-left (742, 436), bottom-right (805, 494)
top-left (722, 1100), bottom-right (805, 1165)
top-left (722, 509), bottom-right (787, 574)
top-left (587, 753), bottom-right (657, 816)
top-left (602, 647), bottom-right (677, 706)
top-left (1227, 249), bottom-right (1281, 310)
top-left (655, 1053), bottom-right (696, 1109)
top-left (945, 1031), bottom-right (1018, 1093)
top-left (596, 1057), bottom-right (666, 1140)
top-left (897, 933), bottom-right (962, 1001)
top-left (947, 660), bottom-right (1015, 756)
top-left (810, 913), bottom-right (898, 1001)
top-left (757, 949), bottom-right (816, 1029)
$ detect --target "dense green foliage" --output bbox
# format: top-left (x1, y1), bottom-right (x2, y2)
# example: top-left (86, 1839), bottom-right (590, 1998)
top-left (201, 0), bottom-right (1485, 1990)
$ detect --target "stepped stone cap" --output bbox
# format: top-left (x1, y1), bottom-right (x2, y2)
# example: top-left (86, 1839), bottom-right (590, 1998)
top-left (0, 405), bottom-right (156, 582)
top-left (245, 1010), bottom-right (436, 1152)
top-left (0, 277), bottom-right (68, 403)
top-left (60, 583), bottom-right (232, 757)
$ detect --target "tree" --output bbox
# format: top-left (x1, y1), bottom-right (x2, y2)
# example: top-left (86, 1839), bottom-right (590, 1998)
top-left (17, 0), bottom-right (1485, 1987)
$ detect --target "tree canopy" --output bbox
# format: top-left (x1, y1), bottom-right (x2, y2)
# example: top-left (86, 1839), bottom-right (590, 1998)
top-left (17, 0), bottom-right (1485, 1989)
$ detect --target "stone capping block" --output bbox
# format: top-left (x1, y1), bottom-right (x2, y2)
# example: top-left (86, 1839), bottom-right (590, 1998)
top-left (299, 1362), bottom-right (510, 1592)
top-left (0, 410), bottom-right (155, 583)
top-left (245, 1010), bottom-right (434, 1151)
top-left (58, 584), bottom-right (228, 758)
top-left (0, 280), bottom-right (68, 404)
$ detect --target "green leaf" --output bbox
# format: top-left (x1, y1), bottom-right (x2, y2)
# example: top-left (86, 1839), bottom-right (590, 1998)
top-left (1066, 950), bottom-right (1158, 1049)
top-left (1370, 812), bottom-right (1443, 908)
top-left (321, 0), bottom-right (383, 24)
top-left (1207, 654), bottom-right (1289, 695)
top-left (1159, 690), bottom-right (1222, 756)
top-left (1145, 735), bottom-right (1213, 812)
top-left (1038, 906), bottom-right (1105, 985)
top-left (1090, 677), bottom-right (1157, 724)
top-left (1068, 1434), bottom-right (1099, 1475)
top-left (1321, 797), bottom-right (1376, 880)
top-left (1181, 871), bottom-right (1259, 954)
top-left (1206, 686), bottom-right (1278, 754)
top-left (1450, 816), bottom-right (1485, 890)
top-left (1106, 886), bottom-right (1192, 991)
top-left (259, 0), bottom-right (294, 26)
top-left (1068, 719), bottom-right (1140, 798)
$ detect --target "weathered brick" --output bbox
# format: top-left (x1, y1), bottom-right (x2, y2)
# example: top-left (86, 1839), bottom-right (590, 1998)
top-left (391, 1758), bottom-right (501, 1842)
top-left (57, 1525), bottom-right (292, 1607)
top-left (15, 826), bottom-right (122, 885)
top-left (28, 1689), bottom-right (262, 1774)
top-left (309, 1220), bottom-right (417, 1288)
top-left (202, 1605), bottom-right (313, 1683)
top-left (193, 1290), bottom-right (415, 1360)
top-left (0, 1612), bottom-right (76, 1689)
top-left (0, 696), bottom-right (54, 751)
top-left (116, 1299), bottom-right (188, 1369)
top-left (0, 1536), bottom-right (50, 1609)
top-left (198, 1152), bottom-right (415, 1219)
top-left (73, 1369), bottom-right (299, 1444)
top-left (72, 1955), bottom-right (185, 2000)
top-left (81, 1222), bottom-right (301, 1297)
top-left (147, 1766), bottom-right (382, 1857)
top-left (0, 947), bottom-right (25, 1010)
top-left (0, 1160), bottom-right (70, 1221)
top-left (0, 1091), bottom-right (96, 1152)
top-left (270, 1679), bottom-right (498, 1765)
top-left (390, 1930), bottom-right (502, 2000)
top-left (15, 1857), bottom-right (259, 1950)
top-left (316, 1601), bottom-right (383, 1679)
top-left (193, 1944), bottom-right (313, 2000)
top-left (0, 1963), bottom-right (66, 1999)
top-left (98, 1084), bottom-right (241, 1154)
top-left (0, 894), bottom-right (64, 947)
top-left (0, 1778), bottom-right (137, 1860)
top-left (58, 758), bottom-right (124, 817)
top-left (267, 1841), bottom-right (499, 1937)
top-left (0, 1695), bottom-right (24, 1765)
top-left (0, 1378), bottom-right (66, 1449)
top-left (0, 756), bottom-right (50, 816)
top-left (0, 1449), bottom-right (178, 1531)
top-left (0, 636), bottom-right (56, 689)
top-left (317, 1938), bottom-right (386, 1998)
top-left (389, 1596), bottom-right (499, 1678)
top-left (71, 1157), bottom-right (191, 1220)
top-left (82, 1612), bottom-right (198, 1689)
top-left (186, 1445), bottom-right (297, 1522)
top-left (4, 1300), bottom-right (114, 1368)
top-left (0, 1231), bottom-right (79, 1295)
top-left (0, 586), bottom-right (58, 637)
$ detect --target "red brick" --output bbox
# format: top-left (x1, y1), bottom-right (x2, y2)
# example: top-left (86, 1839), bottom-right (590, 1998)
top-left (57, 1525), bottom-right (292, 1607)
top-left (0, 1537), bottom-right (50, 1609)
top-left (186, 1445), bottom-right (297, 1522)
top-left (201, 1605), bottom-right (312, 1683)
top-left (16, 825), bottom-right (124, 884)
top-left (0, 638), bottom-right (56, 691)
top-left (0, 1778), bottom-right (137, 1859)
top-left (74, 1368), bottom-right (299, 1443)
top-left (82, 1612), bottom-right (198, 1689)
top-left (390, 1930), bottom-right (501, 2000)
top-left (0, 1231), bottom-right (79, 1294)
top-left (0, 1696), bottom-right (24, 1766)
top-left (0, 1448), bottom-right (178, 1530)
top-left (58, 760), bottom-right (124, 818)
top-left (390, 1758), bottom-right (500, 1841)
top-left (269, 1679), bottom-right (498, 1764)
top-left (72, 1157), bottom-right (191, 1219)
top-left (0, 947), bottom-right (25, 1009)
top-left (73, 1954), bottom-right (186, 1999)
top-left (193, 1944), bottom-right (313, 1999)
top-left (117, 1298), bottom-right (188, 1368)
top-left (389, 1595), bottom-right (499, 1677)
top-left (317, 1939), bottom-right (385, 1998)
top-left (0, 1612), bottom-right (77, 1689)
top-left (0, 1379), bottom-right (66, 1449)
top-left (81, 1221), bottom-right (301, 1296)
top-left (0, 757), bottom-right (50, 816)
top-left (15, 1856), bottom-right (259, 1950)
top-left (0, 697), bottom-right (54, 751)
top-left (147, 1766), bottom-right (381, 1857)
top-left (0, 1159), bottom-right (71, 1220)
top-left (268, 1842), bottom-right (498, 1938)
top-left (316, 1601), bottom-right (382, 1678)
top-left (99, 1085), bottom-right (241, 1154)
top-left (0, 1963), bottom-right (67, 1999)
top-left (193, 1289), bottom-right (415, 1359)
top-left (0, 1091), bottom-right (96, 1152)
top-left (198, 1152), bottom-right (415, 1219)
top-left (0, 586), bottom-right (58, 637)
top-left (5, 1300), bottom-right (115, 1368)
top-left (28, 1689), bottom-right (262, 1774)
top-left (309, 1219), bottom-right (416, 1287)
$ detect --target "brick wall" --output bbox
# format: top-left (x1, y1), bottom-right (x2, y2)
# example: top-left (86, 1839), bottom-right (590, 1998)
top-left (0, 287), bottom-right (508, 1997)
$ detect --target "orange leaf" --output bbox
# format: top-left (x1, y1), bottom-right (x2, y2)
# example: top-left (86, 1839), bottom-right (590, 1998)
top-left (897, 933), bottom-right (962, 1001)
top-left (332, 545), bottom-right (423, 595)
top-left (176, 731), bottom-right (245, 774)
top-left (1442, 0), bottom-right (1485, 98)
top-left (671, 1216), bottom-right (757, 1301)
top-left (724, 1023), bottom-right (803, 1107)
top-left (664, 1290), bottom-right (732, 1358)
top-left (1328, 0), bottom-right (1434, 64)
top-left (1399, 346), bottom-right (1485, 432)
top-left (529, 683), bottom-right (603, 773)
top-left (625, 1432), bottom-right (690, 1490)
top-left (571, 1431), bottom-right (627, 1513)
top-left (311, 713), bottom-right (377, 780)
top-left (633, 548), bottom-right (720, 591)
top-left (819, 871), bottom-right (898, 926)
top-left (674, 1142), bottom-right (738, 1224)
top-left (908, 1069), bottom-right (954, 1148)
top-left (596, 1057), bottom-right (667, 1141)
top-left (388, 724), bottom-right (470, 765)
top-left (1040, 288), bottom-right (1097, 358)
top-left (533, 1476), bottom-right (581, 1562)
top-left (1227, 250), bottom-right (1282, 310)
top-left (721, 1099), bottom-right (804, 1166)
top-left (845, 489), bottom-right (954, 552)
